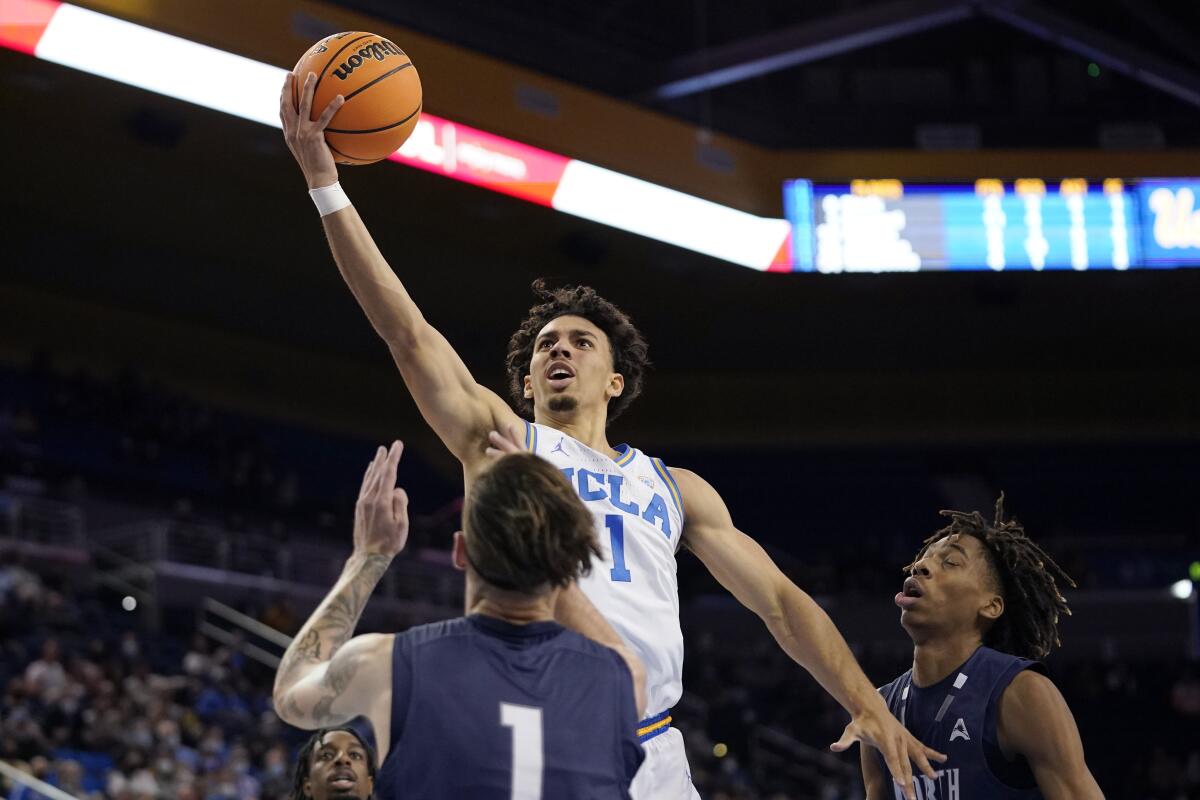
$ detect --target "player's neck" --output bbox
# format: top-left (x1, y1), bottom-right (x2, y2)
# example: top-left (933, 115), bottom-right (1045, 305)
top-left (536, 407), bottom-right (616, 458)
top-left (469, 592), bottom-right (556, 625)
top-left (911, 636), bottom-right (982, 688)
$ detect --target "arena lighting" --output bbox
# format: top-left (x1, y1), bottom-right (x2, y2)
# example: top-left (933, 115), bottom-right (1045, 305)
top-left (0, 0), bottom-right (792, 271)
top-left (1171, 579), bottom-right (1195, 601)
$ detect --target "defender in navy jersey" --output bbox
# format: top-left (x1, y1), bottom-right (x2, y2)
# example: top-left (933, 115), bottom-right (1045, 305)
top-left (281, 71), bottom-right (945, 800)
top-left (861, 496), bottom-right (1103, 800)
top-left (273, 442), bottom-right (647, 799)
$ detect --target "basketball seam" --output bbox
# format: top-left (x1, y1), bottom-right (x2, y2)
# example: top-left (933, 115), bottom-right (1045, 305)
top-left (327, 141), bottom-right (373, 163)
top-left (339, 61), bottom-right (413, 104)
top-left (312, 33), bottom-right (375, 96)
top-left (326, 103), bottom-right (422, 135)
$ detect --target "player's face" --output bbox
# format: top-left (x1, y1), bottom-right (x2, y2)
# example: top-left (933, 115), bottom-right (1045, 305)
top-left (524, 315), bottom-right (622, 416)
top-left (896, 534), bottom-right (1002, 640)
top-left (305, 730), bottom-right (373, 800)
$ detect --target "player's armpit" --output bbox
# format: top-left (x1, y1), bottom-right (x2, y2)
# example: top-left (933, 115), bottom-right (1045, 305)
top-left (274, 633), bottom-right (393, 735)
top-left (997, 670), bottom-right (1104, 800)
top-left (860, 742), bottom-right (892, 800)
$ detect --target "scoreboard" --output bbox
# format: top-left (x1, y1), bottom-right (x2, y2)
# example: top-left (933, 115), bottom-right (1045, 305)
top-left (782, 178), bottom-right (1200, 272)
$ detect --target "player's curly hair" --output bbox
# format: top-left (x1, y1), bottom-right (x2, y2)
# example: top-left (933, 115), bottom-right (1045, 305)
top-left (290, 726), bottom-right (377, 800)
top-left (907, 494), bottom-right (1076, 661)
top-left (505, 280), bottom-right (649, 423)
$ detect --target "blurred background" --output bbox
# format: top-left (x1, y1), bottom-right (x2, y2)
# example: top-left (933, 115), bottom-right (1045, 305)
top-left (1, 0), bottom-right (1198, 797)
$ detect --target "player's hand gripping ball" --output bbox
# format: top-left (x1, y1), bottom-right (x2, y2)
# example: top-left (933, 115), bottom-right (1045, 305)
top-left (292, 32), bottom-right (422, 164)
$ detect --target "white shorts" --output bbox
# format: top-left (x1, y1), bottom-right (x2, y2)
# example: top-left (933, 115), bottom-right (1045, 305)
top-left (630, 727), bottom-right (701, 800)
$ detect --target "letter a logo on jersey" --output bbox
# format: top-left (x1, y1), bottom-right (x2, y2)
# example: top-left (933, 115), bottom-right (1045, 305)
top-left (950, 717), bottom-right (970, 742)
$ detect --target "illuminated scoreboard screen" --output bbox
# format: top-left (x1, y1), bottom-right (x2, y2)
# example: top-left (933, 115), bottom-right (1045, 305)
top-left (782, 178), bottom-right (1200, 272)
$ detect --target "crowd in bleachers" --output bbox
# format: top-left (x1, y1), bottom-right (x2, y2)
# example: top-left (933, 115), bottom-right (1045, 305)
top-left (0, 554), bottom-right (302, 799)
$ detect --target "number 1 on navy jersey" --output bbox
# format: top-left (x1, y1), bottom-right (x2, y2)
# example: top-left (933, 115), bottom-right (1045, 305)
top-left (606, 515), bottom-right (632, 582)
top-left (500, 702), bottom-right (543, 800)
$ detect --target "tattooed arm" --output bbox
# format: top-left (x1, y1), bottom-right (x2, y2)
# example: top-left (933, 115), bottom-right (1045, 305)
top-left (272, 553), bottom-right (394, 729)
top-left (273, 441), bottom-right (410, 757)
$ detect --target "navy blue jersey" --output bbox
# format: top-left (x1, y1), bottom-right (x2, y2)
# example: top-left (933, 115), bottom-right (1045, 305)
top-left (876, 646), bottom-right (1045, 799)
top-left (376, 614), bottom-right (644, 799)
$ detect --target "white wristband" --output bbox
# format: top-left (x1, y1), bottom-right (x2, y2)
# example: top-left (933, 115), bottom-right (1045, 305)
top-left (309, 181), bottom-right (351, 217)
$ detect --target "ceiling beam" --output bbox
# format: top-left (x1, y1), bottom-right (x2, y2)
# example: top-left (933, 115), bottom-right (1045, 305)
top-left (644, 0), bottom-right (974, 102)
top-left (981, 0), bottom-right (1200, 110)
top-left (1113, 0), bottom-right (1200, 68)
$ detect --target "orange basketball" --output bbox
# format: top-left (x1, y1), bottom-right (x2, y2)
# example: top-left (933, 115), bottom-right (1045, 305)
top-left (292, 32), bottom-right (422, 165)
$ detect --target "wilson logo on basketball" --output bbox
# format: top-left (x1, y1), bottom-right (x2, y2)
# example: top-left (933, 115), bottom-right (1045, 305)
top-left (332, 41), bottom-right (407, 82)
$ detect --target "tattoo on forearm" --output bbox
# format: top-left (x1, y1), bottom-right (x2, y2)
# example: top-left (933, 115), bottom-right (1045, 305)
top-left (275, 553), bottom-right (391, 714)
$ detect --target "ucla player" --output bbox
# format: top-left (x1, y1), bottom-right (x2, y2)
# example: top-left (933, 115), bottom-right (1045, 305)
top-left (280, 73), bottom-right (944, 800)
top-left (861, 496), bottom-right (1104, 800)
top-left (274, 442), bottom-right (646, 798)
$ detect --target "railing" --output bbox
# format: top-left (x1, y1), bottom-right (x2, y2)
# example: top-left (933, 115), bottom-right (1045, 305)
top-left (0, 491), bottom-right (84, 546)
top-left (84, 520), bottom-right (465, 608)
top-left (0, 760), bottom-right (82, 800)
top-left (200, 597), bottom-right (292, 669)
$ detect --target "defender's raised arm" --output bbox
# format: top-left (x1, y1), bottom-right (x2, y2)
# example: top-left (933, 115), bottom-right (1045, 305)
top-left (280, 72), bottom-right (517, 463)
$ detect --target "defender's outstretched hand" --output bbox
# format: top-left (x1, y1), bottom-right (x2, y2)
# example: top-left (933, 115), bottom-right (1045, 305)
top-left (354, 441), bottom-right (410, 559)
top-left (279, 71), bottom-right (345, 189)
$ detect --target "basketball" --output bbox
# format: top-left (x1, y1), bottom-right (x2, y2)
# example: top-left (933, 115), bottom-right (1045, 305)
top-left (292, 31), bottom-right (422, 165)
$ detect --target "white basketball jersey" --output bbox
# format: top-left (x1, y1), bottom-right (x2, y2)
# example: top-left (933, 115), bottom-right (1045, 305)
top-left (525, 421), bottom-right (685, 717)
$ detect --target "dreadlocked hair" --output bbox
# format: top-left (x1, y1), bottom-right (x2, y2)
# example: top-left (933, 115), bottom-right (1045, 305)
top-left (505, 280), bottom-right (649, 423)
top-left (907, 493), bottom-right (1076, 661)
top-left (290, 726), bottom-right (377, 800)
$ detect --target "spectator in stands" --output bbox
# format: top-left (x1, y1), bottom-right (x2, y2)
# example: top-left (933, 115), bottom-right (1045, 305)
top-left (24, 638), bottom-right (67, 703)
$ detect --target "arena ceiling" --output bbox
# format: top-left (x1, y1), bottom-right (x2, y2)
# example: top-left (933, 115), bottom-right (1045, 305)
top-left (329, 0), bottom-right (1200, 148)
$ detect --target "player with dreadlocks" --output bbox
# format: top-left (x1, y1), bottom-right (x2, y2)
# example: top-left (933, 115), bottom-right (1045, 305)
top-left (290, 727), bottom-right (376, 800)
top-left (861, 495), bottom-right (1104, 799)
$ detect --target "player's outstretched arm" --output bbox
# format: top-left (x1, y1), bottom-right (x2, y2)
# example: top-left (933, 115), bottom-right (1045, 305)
top-left (279, 74), bottom-right (518, 463)
top-left (273, 442), bottom-right (409, 750)
top-left (674, 467), bottom-right (945, 800)
top-left (997, 670), bottom-right (1104, 799)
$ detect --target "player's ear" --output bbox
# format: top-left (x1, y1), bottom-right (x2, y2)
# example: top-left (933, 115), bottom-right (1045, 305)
top-left (523, 374), bottom-right (534, 399)
top-left (607, 373), bottom-right (624, 399)
top-left (451, 531), bottom-right (467, 571)
top-left (980, 593), bottom-right (1004, 622)
top-left (366, 772), bottom-right (375, 796)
